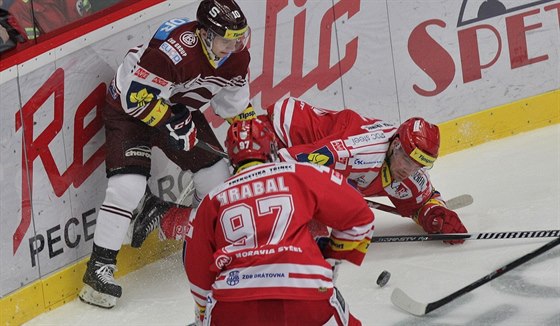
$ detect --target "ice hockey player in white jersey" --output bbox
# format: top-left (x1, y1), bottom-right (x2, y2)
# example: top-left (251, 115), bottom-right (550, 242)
top-left (79, 0), bottom-right (255, 309)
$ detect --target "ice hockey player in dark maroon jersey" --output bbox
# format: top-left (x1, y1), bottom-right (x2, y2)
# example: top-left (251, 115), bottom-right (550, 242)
top-left (79, 0), bottom-right (256, 309)
top-left (183, 118), bottom-right (373, 325)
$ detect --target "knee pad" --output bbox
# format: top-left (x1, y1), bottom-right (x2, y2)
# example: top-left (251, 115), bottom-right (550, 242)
top-left (104, 174), bottom-right (148, 212)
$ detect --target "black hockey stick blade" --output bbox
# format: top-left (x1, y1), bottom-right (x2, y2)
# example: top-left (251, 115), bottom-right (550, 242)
top-left (371, 229), bottom-right (560, 243)
top-left (391, 236), bottom-right (560, 316)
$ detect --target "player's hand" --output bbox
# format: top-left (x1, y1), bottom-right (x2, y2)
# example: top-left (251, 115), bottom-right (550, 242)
top-left (315, 237), bottom-right (343, 282)
top-left (165, 109), bottom-right (198, 151)
top-left (417, 203), bottom-right (467, 244)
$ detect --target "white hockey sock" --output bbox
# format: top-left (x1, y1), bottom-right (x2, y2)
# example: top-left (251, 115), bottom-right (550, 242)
top-left (93, 174), bottom-right (147, 251)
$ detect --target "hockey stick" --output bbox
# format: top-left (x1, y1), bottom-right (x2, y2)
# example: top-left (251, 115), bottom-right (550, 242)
top-left (177, 179), bottom-right (195, 206)
top-left (366, 194), bottom-right (473, 214)
top-left (391, 236), bottom-right (560, 316)
top-left (196, 140), bottom-right (228, 158)
top-left (371, 229), bottom-right (560, 243)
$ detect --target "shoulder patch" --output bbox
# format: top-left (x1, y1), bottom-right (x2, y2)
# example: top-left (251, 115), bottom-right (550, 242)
top-left (295, 146), bottom-right (334, 166)
top-left (126, 81), bottom-right (161, 110)
top-left (154, 18), bottom-right (190, 41)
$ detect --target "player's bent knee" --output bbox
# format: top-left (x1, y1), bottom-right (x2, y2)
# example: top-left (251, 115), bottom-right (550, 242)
top-left (105, 174), bottom-right (147, 211)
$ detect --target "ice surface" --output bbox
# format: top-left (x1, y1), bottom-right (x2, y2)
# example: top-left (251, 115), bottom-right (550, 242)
top-left (24, 125), bottom-right (560, 325)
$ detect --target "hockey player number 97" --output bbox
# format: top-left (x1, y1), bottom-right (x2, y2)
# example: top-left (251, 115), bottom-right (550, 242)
top-left (220, 195), bottom-right (294, 253)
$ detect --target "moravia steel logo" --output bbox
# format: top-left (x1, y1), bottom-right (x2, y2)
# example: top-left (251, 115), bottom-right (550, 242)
top-left (408, 0), bottom-right (559, 96)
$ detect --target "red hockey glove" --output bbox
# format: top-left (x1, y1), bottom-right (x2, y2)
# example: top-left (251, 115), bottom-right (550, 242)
top-left (416, 200), bottom-right (467, 244)
top-left (165, 108), bottom-right (198, 151)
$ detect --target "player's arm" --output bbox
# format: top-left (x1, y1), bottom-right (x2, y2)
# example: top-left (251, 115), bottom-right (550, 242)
top-left (114, 46), bottom-right (176, 128)
top-left (412, 191), bottom-right (467, 244)
top-left (389, 173), bottom-right (467, 244)
top-left (306, 165), bottom-right (375, 266)
top-left (184, 197), bottom-right (219, 320)
top-left (211, 51), bottom-right (252, 122)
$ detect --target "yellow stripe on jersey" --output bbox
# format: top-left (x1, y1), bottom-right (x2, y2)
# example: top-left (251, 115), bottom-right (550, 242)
top-left (141, 99), bottom-right (169, 127)
top-left (329, 237), bottom-right (371, 254)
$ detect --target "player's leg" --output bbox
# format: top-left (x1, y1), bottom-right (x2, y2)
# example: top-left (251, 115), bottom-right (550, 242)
top-left (131, 111), bottom-right (230, 247)
top-left (80, 174), bottom-right (147, 308)
top-left (206, 298), bottom-right (354, 325)
top-left (79, 106), bottom-right (152, 308)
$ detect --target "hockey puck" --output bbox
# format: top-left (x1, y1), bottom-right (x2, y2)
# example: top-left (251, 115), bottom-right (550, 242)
top-left (376, 270), bottom-right (391, 287)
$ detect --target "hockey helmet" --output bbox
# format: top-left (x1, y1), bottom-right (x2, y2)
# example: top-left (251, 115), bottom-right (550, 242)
top-left (197, 0), bottom-right (250, 53)
top-left (395, 117), bottom-right (440, 168)
top-left (226, 118), bottom-right (277, 168)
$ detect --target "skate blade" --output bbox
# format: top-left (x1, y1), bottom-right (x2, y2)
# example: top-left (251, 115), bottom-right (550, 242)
top-left (79, 284), bottom-right (118, 309)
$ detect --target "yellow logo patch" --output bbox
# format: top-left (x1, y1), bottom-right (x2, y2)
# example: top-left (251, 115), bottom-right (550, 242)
top-left (130, 88), bottom-right (154, 107)
top-left (308, 153), bottom-right (330, 165)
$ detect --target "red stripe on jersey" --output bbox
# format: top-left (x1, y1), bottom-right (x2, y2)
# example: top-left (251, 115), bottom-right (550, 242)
top-left (289, 272), bottom-right (332, 282)
top-left (191, 290), bottom-right (206, 301)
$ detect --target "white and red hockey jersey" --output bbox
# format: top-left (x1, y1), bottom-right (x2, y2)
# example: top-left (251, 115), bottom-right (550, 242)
top-left (107, 18), bottom-right (250, 127)
top-left (184, 162), bottom-right (374, 307)
top-left (267, 97), bottom-right (440, 217)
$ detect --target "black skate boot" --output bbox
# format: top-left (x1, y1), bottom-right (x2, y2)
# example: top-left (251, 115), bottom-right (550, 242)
top-left (131, 188), bottom-right (177, 248)
top-left (79, 245), bottom-right (121, 308)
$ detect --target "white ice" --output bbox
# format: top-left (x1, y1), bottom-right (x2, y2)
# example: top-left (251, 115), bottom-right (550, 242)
top-left (24, 124), bottom-right (560, 326)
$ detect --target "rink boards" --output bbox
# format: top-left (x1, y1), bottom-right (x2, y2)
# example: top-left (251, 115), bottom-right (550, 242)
top-left (0, 0), bottom-right (558, 325)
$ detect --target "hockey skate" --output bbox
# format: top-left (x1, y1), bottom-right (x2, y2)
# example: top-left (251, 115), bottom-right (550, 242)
top-left (79, 258), bottom-right (121, 309)
top-left (131, 188), bottom-right (174, 248)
